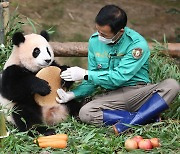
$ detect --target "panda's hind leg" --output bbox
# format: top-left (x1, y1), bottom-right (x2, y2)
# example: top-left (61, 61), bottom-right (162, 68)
top-left (12, 104), bottom-right (42, 131)
top-left (12, 103), bottom-right (55, 136)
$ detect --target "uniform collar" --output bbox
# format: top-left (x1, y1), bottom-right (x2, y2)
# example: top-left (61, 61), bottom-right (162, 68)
top-left (91, 31), bottom-right (99, 37)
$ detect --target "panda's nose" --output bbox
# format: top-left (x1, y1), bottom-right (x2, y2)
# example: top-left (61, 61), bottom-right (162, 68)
top-left (45, 59), bottom-right (51, 64)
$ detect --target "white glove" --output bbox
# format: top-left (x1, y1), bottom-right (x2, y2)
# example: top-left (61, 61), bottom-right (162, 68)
top-left (56, 88), bottom-right (75, 103)
top-left (60, 66), bottom-right (88, 81)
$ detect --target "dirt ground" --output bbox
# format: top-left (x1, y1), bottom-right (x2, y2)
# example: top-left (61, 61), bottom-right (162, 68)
top-left (9, 0), bottom-right (180, 42)
top-left (9, 0), bottom-right (180, 67)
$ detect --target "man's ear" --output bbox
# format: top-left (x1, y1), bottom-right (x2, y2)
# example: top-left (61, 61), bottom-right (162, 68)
top-left (12, 32), bottom-right (25, 46)
top-left (40, 30), bottom-right (50, 42)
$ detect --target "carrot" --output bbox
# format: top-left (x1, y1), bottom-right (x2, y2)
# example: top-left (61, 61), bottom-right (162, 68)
top-left (35, 137), bottom-right (68, 144)
top-left (34, 134), bottom-right (68, 144)
top-left (38, 140), bottom-right (67, 149)
top-left (38, 134), bottom-right (68, 141)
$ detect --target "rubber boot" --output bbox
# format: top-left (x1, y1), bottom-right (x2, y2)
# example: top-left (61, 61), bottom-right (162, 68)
top-left (103, 109), bottom-right (136, 125)
top-left (113, 92), bottom-right (169, 135)
top-left (103, 109), bottom-right (161, 126)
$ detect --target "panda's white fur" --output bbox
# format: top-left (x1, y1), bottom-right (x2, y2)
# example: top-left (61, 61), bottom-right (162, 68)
top-left (4, 33), bottom-right (54, 71)
top-left (42, 105), bottom-right (69, 126)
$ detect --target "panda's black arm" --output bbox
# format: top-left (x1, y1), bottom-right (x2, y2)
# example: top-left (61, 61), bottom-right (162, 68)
top-left (51, 60), bottom-right (69, 71)
top-left (1, 65), bottom-right (50, 102)
top-left (51, 61), bottom-right (74, 89)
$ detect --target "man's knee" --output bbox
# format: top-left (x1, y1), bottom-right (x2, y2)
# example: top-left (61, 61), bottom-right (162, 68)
top-left (162, 78), bottom-right (180, 93)
top-left (158, 78), bottom-right (180, 105)
top-left (79, 105), bottom-right (93, 124)
top-left (79, 104), bottom-right (103, 124)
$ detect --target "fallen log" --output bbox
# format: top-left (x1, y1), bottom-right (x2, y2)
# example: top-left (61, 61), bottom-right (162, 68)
top-left (50, 42), bottom-right (88, 57)
top-left (148, 43), bottom-right (180, 58)
top-left (50, 42), bottom-right (180, 58)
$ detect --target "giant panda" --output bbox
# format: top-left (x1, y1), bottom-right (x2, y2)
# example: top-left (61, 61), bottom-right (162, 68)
top-left (0, 31), bottom-right (82, 135)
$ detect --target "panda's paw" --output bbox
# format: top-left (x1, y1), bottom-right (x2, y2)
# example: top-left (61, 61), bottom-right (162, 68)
top-left (43, 128), bottom-right (56, 136)
top-left (28, 126), bottom-right (55, 137)
top-left (39, 85), bottom-right (51, 96)
top-left (40, 88), bottom-right (51, 96)
top-left (38, 80), bottom-right (51, 96)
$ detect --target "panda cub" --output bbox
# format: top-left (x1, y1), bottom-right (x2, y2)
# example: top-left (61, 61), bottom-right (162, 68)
top-left (0, 31), bottom-right (81, 135)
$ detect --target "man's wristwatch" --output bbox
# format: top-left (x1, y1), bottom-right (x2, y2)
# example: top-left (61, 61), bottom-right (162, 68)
top-left (84, 70), bottom-right (88, 80)
top-left (84, 75), bottom-right (88, 80)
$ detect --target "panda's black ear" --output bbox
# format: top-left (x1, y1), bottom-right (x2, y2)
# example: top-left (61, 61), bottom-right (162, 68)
top-left (40, 30), bottom-right (50, 42)
top-left (12, 32), bottom-right (25, 46)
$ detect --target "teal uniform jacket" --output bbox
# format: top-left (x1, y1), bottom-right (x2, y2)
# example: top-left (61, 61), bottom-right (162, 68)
top-left (72, 27), bottom-right (151, 98)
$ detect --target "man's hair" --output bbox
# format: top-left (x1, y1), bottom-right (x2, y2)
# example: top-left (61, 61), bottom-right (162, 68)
top-left (95, 5), bottom-right (127, 34)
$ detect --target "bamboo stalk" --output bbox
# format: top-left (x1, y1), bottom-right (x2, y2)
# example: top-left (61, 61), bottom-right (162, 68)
top-left (0, 110), bottom-right (8, 148)
top-left (0, 111), bottom-right (7, 137)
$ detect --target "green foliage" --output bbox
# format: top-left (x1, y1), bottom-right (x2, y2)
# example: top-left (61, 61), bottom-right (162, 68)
top-left (149, 38), bottom-right (180, 119)
top-left (1, 117), bottom-right (180, 153)
top-left (0, 44), bottom-right (11, 70)
top-left (149, 39), bottom-right (180, 83)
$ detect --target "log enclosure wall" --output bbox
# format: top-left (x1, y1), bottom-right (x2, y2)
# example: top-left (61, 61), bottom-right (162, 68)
top-left (50, 42), bottom-right (180, 58)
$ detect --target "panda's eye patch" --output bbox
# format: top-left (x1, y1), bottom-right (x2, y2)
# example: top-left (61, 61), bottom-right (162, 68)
top-left (33, 48), bottom-right (40, 58)
top-left (47, 47), bottom-right (51, 56)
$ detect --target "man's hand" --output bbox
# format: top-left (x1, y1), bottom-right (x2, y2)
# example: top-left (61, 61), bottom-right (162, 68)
top-left (56, 88), bottom-right (75, 103)
top-left (60, 66), bottom-right (88, 81)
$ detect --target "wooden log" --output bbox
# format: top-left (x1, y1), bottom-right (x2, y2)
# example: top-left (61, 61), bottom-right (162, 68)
top-left (149, 43), bottom-right (180, 58)
top-left (0, 4), bottom-right (4, 44)
top-left (50, 42), bottom-right (180, 58)
top-left (50, 42), bottom-right (88, 57)
top-left (0, 1), bottom-right (9, 44)
top-left (2, 1), bottom-right (9, 33)
top-left (1, 2), bottom-right (9, 8)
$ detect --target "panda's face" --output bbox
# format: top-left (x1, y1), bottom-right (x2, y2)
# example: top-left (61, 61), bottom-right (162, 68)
top-left (18, 34), bottom-right (54, 72)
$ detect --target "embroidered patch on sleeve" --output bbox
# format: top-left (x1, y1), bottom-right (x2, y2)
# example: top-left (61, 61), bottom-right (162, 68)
top-left (132, 48), bottom-right (143, 59)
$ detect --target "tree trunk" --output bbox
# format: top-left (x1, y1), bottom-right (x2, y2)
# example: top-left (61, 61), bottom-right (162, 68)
top-left (0, 4), bottom-right (4, 44)
top-left (2, 1), bottom-right (9, 34)
top-left (0, 1), bottom-right (9, 45)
